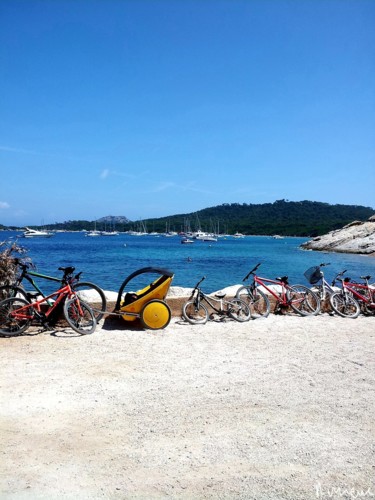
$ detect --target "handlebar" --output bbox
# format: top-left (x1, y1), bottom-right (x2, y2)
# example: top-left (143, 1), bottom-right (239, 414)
top-left (319, 262), bottom-right (330, 267)
top-left (331, 269), bottom-right (347, 286)
top-left (243, 263), bottom-right (261, 282)
top-left (193, 276), bottom-right (206, 289)
top-left (189, 276), bottom-right (206, 299)
top-left (13, 258), bottom-right (33, 272)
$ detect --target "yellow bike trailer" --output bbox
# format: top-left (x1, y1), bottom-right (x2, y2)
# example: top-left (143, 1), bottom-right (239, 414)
top-left (114, 267), bottom-right (174, 330)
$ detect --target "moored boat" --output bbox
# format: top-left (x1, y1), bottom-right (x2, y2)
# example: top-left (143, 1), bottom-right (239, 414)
top-left (85, 230), bottom-right (101, 237)
top-left (23, 227), bottom-right (54, 238)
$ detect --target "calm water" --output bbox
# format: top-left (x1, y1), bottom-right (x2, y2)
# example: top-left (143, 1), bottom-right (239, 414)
top-left (2, 231), bottom-right (375, 294)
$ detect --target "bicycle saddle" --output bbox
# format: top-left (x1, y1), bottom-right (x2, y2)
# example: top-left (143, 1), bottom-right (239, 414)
top-left (360, 275), bottom-right (371, 280)
top-left (58, 266), bottom-right (75, 274)
top-left (276, 276), bottom-right (288, 284)
top-left (214, 292), bottom-right (226, 299)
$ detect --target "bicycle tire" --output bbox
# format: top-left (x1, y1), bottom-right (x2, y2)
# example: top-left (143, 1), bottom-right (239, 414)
top-left (228, 298), bottom-right (251, 322)
top-left (140, 300), bottom-right (171, 330)
top-left (182, 301), bottom-right (209, 324)
top-left (362, 292), bottom-right (375, 315)
top-left (72, 282), bottom-right (107, 322)
top-left (351, 289), bottom-right (375, 316)
top-left (63, 298), bottom-right (97, 334)
top-left (236, 286), bottom-right (270, 318)
top-left (288, 284), bottom-right (320, 316)
top-left (0, 297), bottom-right (32, 336)
top-left (329, 292), bottom-right (360, 318)
top-left (361, 302), bottom-right (375, 315)
top-left (0, 285), bottom-right (29, 303)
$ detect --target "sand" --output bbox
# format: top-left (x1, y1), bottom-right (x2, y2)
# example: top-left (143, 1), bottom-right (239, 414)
top-left (1, 311), bottom-right (374, 499)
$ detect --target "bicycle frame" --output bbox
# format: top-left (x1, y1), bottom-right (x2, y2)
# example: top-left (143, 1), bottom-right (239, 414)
top-left (14, 262), bottom-right (66, 296)
top-left (316, 277), bottom-right (337, 301)
top-left (190, 276), bottom-right (236, 316)
top-left (253, 275), bottom-right (290, 305)
top-left (18, 269), bottom-right (61, 305)
top-left (196, 290), bottom-right (229, 314)
top-left (343, 280), bottom-right (375, 307)
top-left (9, 282), bottom-right (80, 323)
top-left (9, 261), bottom-right (82, 306)
top-left (245, 263), bottom-right (318, 313)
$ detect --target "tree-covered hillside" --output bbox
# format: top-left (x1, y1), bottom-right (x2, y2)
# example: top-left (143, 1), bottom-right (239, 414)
top-left (1, 200), bottom-right (374, 236)
top-left (138, 200), bottom-right (375, 237)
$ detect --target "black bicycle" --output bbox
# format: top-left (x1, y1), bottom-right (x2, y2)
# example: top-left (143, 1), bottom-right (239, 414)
top-left (182, 277), bottom-right (251, 324)
top-left (0, 259), bottom-right (107, 322)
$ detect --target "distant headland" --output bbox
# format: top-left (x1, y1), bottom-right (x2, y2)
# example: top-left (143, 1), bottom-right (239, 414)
top-left (1, 200), bottom-right (374, 238)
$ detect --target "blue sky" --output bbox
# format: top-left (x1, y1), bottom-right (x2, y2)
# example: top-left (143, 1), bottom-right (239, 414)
top-left (1, 0), bottom-right (374, 226)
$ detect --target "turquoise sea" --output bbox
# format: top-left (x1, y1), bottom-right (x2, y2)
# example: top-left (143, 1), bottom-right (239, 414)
top-left (1, 231), bottom-right (375, 294)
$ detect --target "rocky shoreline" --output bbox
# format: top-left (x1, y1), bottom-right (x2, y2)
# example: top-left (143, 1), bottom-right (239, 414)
top-left (300, 215), bottom-right (375, 255)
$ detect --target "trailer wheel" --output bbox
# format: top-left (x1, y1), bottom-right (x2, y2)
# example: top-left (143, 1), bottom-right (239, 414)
top-left (140, 300), bottom-right (171, 330)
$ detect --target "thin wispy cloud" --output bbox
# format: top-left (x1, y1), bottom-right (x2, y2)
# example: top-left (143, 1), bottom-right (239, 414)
top-left (100, 169), bottom-right (110, 179)
top-left (151, 181), bottom-right (176, 193)
top-left (0, 201), bottom-right (10, 209)
top-left (145, 181), bottom-right (213, 195)
top-left (99, 169), bottom-right (140, 180)
top-left (181, 182), bottom-right (213, 195)
top-left (0, 145), bottom-right (38, 155)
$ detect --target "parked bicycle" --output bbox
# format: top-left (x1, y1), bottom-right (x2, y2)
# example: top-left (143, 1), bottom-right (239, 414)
top-left (347, 275), bottom-right (375, 315)
top-left (0, 259), bottom-right (107, 322)
top-left (329, 273), bottom-right (373, 318)
top-left (0, 266), bottom-right (96, 336)
top-left (303, 263), bottom-right (347, 312)
top-left (236, 263), bottom-right (320, 317)
top-left (182, 276), bottom-right (251, 324)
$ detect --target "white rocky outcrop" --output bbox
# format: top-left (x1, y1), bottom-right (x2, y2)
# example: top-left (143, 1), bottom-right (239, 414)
top-left (301, 216), bottom-right (375, 255)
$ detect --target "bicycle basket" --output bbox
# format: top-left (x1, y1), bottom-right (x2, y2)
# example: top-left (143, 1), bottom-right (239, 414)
top-left (304, 266), bottom-right (323, 285)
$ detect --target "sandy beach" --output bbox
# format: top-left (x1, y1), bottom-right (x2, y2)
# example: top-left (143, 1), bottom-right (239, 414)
top-left (1, 309), bottom-right (374, 499)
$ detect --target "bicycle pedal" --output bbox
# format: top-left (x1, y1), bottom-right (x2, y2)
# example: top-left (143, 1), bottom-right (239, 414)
top-left (42, 322), bottom-right (54, 331)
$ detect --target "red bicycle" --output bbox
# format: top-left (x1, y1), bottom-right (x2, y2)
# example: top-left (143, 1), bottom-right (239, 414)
top-left (0, 267), bottom-right (96, 336)
top-left (349, 275), bottom-right (375, 315)
top-left (236, 263), bottom-right (320, 317)
top-left (330, 274), bottom-right (374, 318)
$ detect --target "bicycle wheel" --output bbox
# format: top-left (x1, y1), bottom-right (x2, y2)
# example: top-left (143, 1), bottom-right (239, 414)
top-left (63, 298), bottom-right (96, 334)
top-left (354, 290), bottom-right (375, 316)
top-left (329, 292), bottom-right (360, 318)
top-left (288, 285), bottom-right (320, 316)
top-left (0, 285), bottom-right (28, 303)
top-left (236, 286), bottom-right (270, 318)
top-left (362, 296), bottom-right (375, 315)
top-left (228, 298), bottom-right (251, 322)
top-left (182, 301), bottom-right (209, 324)
top-left (72, 282), bottom-right (107, 322)
top-left (0, 297), bottom-right (32, 336)
top-left (140, 300), bottom-right (171, 330)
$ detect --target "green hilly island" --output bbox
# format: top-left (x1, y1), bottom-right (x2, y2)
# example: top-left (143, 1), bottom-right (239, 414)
top-left (2, 200), bottom-right (374, 237)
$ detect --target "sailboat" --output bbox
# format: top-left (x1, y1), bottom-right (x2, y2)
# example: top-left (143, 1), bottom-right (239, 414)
top-left (86, 221), bottom-right (101, 237)
top-left (101, 222), bottom-right (119, 236)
